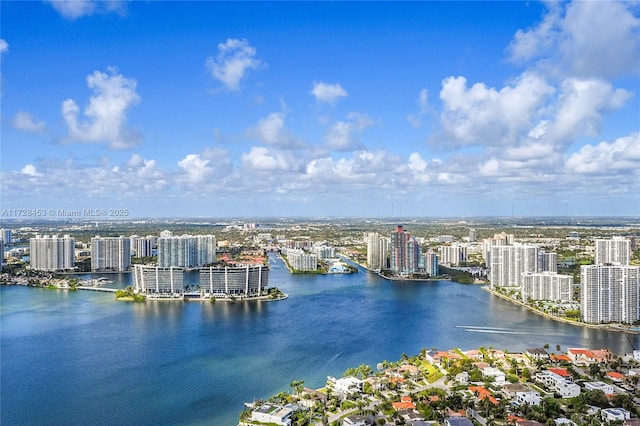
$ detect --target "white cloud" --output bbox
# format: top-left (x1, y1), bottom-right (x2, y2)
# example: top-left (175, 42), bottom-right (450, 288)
top-left (206, 38), bottom-right (262, 91)
top-left (566, 133), bottom-right (640, 174)
top-left (12, 111), bottom-right (46, 133)
top-left (178, 154), bottom-right (213, 184)
top-left (503, 142), bottom-right (555, 161)
top-left (245, 112), bottom-right (305, 149)
top-left (46, 0), bottom-right (127, 20)
top-left (241, 146), bottom-right (299, 172)
top-left (61, 68), bottom-right (141, 149)
top-left (549, 78), bottom-right (630, 144)
top-left (407, 88), bottom-right (430, 127)
top-left (311, 81), bottom-right (348, 104)
top-left (439, 72), bottom-right (554, 146)
top-left (509, 1), bottom-right (640, 79)
top-left (325, 112), bottom-right (374, 151)
top-left (0, 39), bottom-right (8, 54)
top-left (21, 164), bottom-right (42, 177)
top-left (508, 2), bottom-right (562, 64)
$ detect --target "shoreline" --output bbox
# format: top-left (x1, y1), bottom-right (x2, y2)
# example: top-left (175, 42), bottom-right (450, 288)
top-left (483, 286), bottom-right (640, 335)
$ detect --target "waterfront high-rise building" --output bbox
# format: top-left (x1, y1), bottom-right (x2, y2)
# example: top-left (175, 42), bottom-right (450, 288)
top-left (521, 271), bottom-right (573, 303)
top-left (469, 228), bottom-right (477, 243)
top-left (424, 249), bottom-right (439, 277)
top-left (157, 234), bottom-right (216, 268)
top-left (132, 265), bottom-right (184, 297)
top-left (130, 235), bottom-right (156, 258)
top-left (1, 228), bottom-right (11, 245)
top-left (595, 237), bottom-right (630, 266)
top-left (29, 234), bottom-right (75, 271)
top-left (199, 265), bottom-right (269, 297)
top-left (538, 251), bottom-right (558, 273)
top-left (91, 236), bottom-right (131, 271)
top-left (196, 235), bottom-right (216, 266)
top-left (438, 244), bottom-right (468, 266)
top-left (285, 248), bottom-right (318, 271)
top-left (489, 244), bottom-right (539, 288)
top-left (482, 232), bottom-right (514, 264)
top-left (312, 244), bottom-right (336, 260)
top-left (366, 233), bottom-right (389, 271)
top-left (581, 264), bottom-right (640, 324)
top-left (0, 238), bottom-right (4, 265)
top-left (390, 226), bottom-right (420, 275)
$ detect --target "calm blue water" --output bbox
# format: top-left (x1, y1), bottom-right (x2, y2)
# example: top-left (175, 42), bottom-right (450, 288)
top-left (2, 257), bottom-right (638, 425)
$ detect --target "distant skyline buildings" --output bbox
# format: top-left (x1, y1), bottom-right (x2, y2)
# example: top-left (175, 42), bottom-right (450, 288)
top-left (366, 232), bottom-right (389, 272)
top-left (581, 265), bottom-right (639, 324)
top-left (595, 237), bottom-right (631, 266)
top-left (29, 234), bottom-right (75, 271)
top-left (130, 235), bottom-right (156, 258)
top-left (438, 244), bottom-right (467, 266)
top-left (424, 248), bottom-right (439, 277)
top-left (489, 244), bottom-right (539, 288)
top-left (390, 226), bottom-right (420, 275)
top-left (521, 272), bottom-right (573, 304)
top-left (91, 236), bottom-right (131, 272)
top-left (285, 248), bottom-right (318, 272)
top-left (581, 236), bottom-right (638, 324)
top-left (157, 235), bottom-right (216, 268)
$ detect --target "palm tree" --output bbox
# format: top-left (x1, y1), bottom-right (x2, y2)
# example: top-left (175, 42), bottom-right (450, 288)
top-left (290, 379), bottom-right (304, 396)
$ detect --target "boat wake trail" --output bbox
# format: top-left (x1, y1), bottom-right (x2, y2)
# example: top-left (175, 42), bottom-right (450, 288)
top-left (456, 325), bottom-right (541, 335)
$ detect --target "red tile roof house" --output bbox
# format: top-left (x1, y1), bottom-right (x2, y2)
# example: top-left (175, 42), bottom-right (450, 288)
top-left (550, 354), bottom-right (572, 363)
top-left (566, 348), bottom-right (611, 365)
top-left (468, 386), bottom-right (499, 405)
top-left (425, 351), bottom-right (463, 367)
top-left (392, 396), bottom-right (416, 410)
top-left (606, 371), bottom-right (625, 382)
top-left (548, 367), bottom-right (571, 378)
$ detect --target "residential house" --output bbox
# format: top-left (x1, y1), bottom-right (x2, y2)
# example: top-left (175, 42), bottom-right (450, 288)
top-left (606, 371), bottom-right (624, 382)
top-left (251, 403), bottom-right (293, 426)
top-left (342, 415), bottom-right (375, 426)
top-left (330, 376), bottom-right (364, 396)
top-left (468, 386), bottom-right (499, 405)
top-left (601, 408), bottom-right (631, 422)
top-left (567, 348), bottom-right (597, 366)
top-left (399, 409), bottom-right (425, 423)
top-left (584, 381), bottom-right (614, 395)
top-left (526, 348), bottom-right (550, 361)
top-left (481, 366), bottom-right (506, 383)
top-left (534, 371), bottom-right (580, 398)
top-left (554, 418), bottom-right (577, 425)
top-left (444, 418), bottom-right (474, 426)
top-left (515, 390), bottom-right (543, 406)
top-left (547, 368), bottom-right (571, 378)
top-left (298, 388), bottom-right (327, 409)
top-left (392, 396), bottom-right (416, 410)
top-left (502, 383), bottom-right (531, 398)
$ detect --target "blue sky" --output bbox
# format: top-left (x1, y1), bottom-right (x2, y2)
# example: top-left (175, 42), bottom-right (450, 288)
top-left (1, 1), bottom-right (639, 218)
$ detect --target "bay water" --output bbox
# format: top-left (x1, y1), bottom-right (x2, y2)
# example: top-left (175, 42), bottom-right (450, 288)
top-left (2, 256), bottom-right (638, 425)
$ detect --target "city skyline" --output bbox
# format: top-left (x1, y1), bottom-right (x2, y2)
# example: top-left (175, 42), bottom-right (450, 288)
top-left (1, 1), bottom-right (639, 218)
